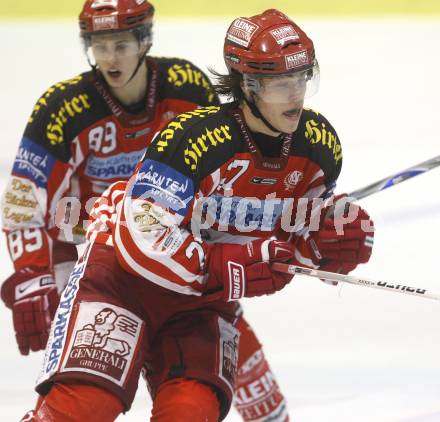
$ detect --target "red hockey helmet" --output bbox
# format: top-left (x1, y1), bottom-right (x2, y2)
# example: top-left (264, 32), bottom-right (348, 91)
top-left (79, 0), bottom-right (154, 36)
top-left (224, 9), bottom-right (315, 76)
top-left (224, 9), bottom-right (320, 103)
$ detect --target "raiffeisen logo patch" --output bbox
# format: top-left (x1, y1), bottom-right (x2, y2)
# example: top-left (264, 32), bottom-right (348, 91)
top-left (285, 51), bottom-right (309, 70)
top-left (270, 25), bottom-right (299, 46)
top-left (227, 18), bottom-right (259, 48)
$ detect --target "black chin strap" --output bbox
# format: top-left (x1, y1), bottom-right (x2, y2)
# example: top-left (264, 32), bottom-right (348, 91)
top-left (243, 95), bottom-right (287, 135)
top-left (124, 54), bottom-right (146, 86)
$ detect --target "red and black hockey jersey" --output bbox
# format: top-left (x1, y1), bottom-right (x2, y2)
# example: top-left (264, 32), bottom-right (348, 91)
top-left (1, 56), bottom-right (218, 271)
top-left (87, 104), bottom-right (342, 296)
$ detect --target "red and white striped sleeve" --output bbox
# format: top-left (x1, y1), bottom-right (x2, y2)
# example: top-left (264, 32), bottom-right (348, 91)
top-left (86, 181), bottom-right (127, 247)
top-left (110, 158), bottom-right (213, 296)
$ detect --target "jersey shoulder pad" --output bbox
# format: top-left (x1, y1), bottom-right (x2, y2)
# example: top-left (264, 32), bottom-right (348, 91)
top-left (148, 105), bottom-right (236, 177)
top-left (294, 108), bottom-right (342, 186)
top-left (152, 56), bottom-right (219, 107)
top-left (24, 71), bottom-right (108, 161)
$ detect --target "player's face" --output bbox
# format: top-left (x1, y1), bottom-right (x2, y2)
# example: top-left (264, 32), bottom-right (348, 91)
top-left (90, 32), bottom-right (143, 88)
top-left (256, 74), bottom-right (307, 133)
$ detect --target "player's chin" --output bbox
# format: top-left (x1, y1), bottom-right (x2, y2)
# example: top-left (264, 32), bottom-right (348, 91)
top-left (277, 114), bottom-right (300, 133)
top-left (102, 72), bottom-right (127, 88)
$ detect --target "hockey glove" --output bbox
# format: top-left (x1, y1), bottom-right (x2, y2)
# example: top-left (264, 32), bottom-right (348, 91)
top-left (309, 194), bottom-right (374, 275)
top-left (1, 269), bottom-right (58, 355)
top-left (207, 239), bottom-right (295, 301)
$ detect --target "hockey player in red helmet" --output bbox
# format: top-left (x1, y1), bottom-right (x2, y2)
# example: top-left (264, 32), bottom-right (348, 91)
top-left (221, 8), bottom-right (320, 134)
top-left (79, 0), bottom-right (154, 93)
top-left (16, 8), bottom-right (374, 422)
top-left (7, 3), bottom-right (295, 422)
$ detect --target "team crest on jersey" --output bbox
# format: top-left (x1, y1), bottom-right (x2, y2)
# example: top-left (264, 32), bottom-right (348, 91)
top-left (284, 170), bottom-right (303, 191)
top-left (60, 302), bottom-right (143, 386)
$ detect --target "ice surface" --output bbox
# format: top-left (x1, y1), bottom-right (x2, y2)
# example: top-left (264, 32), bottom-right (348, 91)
top-left (0, 18), bottom-right (439, 421)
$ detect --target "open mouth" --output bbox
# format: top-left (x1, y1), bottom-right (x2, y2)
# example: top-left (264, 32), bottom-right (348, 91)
top-left (282, 107), bottom-right (301, 118)
top-left (107, 69), bottom-right (122, 79)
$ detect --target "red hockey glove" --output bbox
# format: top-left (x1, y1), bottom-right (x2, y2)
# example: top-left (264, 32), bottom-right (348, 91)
top-left (1, 269), bottom-right (59, 355)
top-left (207, 239), bottom-right (295, 301)
top-left (309, 194), bottom-right (374, 275)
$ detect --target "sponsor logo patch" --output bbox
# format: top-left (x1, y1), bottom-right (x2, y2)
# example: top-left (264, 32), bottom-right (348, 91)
top-left (228, 261), bottom-right (245, 300)
top-left (28, 76), bottom-right (83, 124)
top-left (125, 127), bottom-right (151, 140)
top-left (93, 15), bottom-right (118, 31)
top-left (270, 25), bottom-right (299, 46)
top-left (16, 274), bottom-right (54, 300)
top-left (167, 64), bottom-right (216, 103)
top-left (285, 50), bottom-right (309, 70)
top-left (132, 159), bottom-right (195, 215)
top-left (61, 302), bottom-right (143, 386)
top-left (227, 18), bottom-right (259, 48)
top-left (304, 117), bottom-right (342, 164)
top-left (46, 94), bottom-right (91, 145)
top-left (218, 317), bottom-right (239, 393)
top-left (251, 177), bottom-right (277, 185)
top-left (184, 124), bottom-right (232, 172)
top-left (154, 107), bottom-right (220, 153)
top-left (84, 150), bottom-right (145, 180)
top-left (38, 261), bottom-right (86, 382)
top-left (12, 137), bottom-right (56, 187)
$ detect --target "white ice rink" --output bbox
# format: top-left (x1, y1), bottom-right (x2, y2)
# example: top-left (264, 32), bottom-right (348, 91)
top-left (1, 17), bottom-right (440, 421)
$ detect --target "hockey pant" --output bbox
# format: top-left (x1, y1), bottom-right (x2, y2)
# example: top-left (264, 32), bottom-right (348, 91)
top-left (23, 318), bottom-right (288, 422)
top-left (20, 378), bottom-right (220, 421)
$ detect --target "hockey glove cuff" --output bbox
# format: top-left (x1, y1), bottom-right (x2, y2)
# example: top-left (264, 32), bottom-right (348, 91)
top-left (207, 239), bottom-right (295, 301)
top-left (1, 269), bottom-right (59, 355)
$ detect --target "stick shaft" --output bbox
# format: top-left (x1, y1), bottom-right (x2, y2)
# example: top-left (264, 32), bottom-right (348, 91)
top-left (272, 262), bottom-right (440, 301)
top-left (348, 155), bottom-right (440, 201)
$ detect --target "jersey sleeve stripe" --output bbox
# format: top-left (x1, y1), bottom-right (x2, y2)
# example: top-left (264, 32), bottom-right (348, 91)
top-left (114, 217), bottom-right (202, 296)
